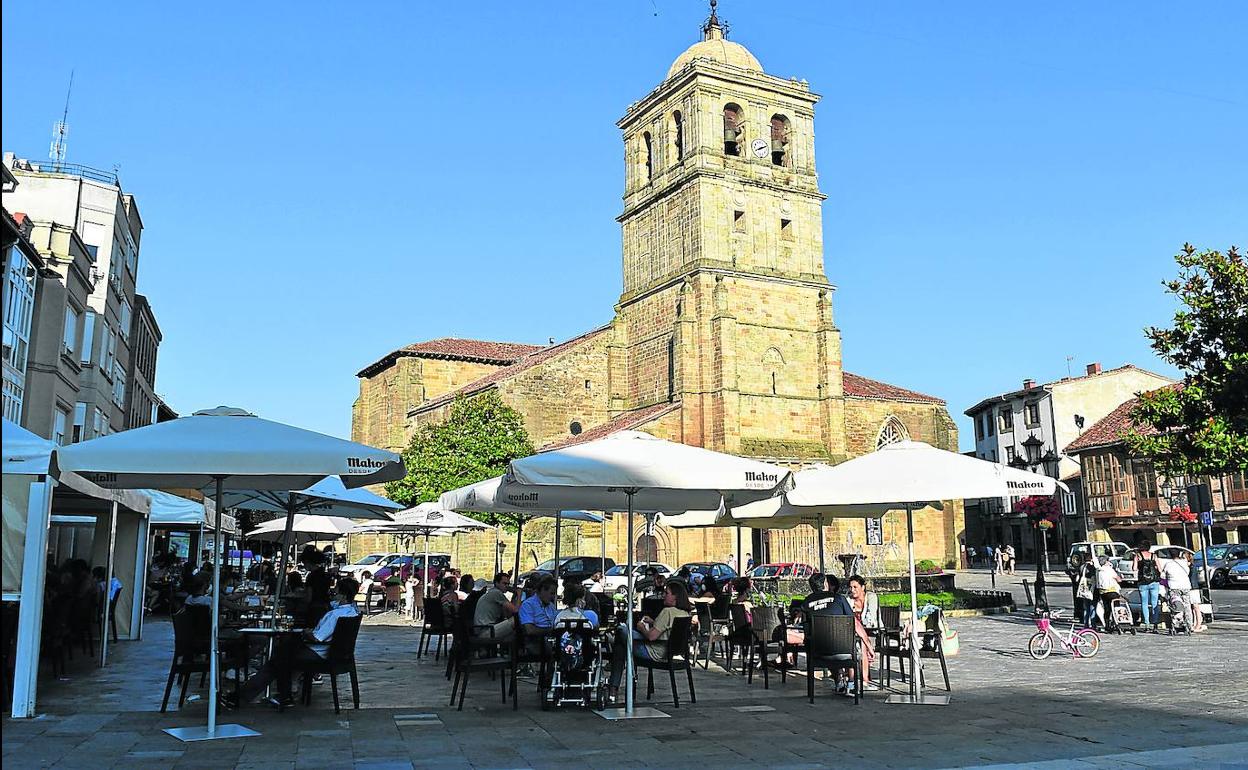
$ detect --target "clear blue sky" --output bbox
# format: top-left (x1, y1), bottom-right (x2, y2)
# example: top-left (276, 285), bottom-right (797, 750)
top-left (3, 1), bottom-right (1244, 450)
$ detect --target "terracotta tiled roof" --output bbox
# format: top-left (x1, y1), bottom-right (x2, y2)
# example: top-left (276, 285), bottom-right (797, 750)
top-left (842, 372), bottom-right (944, 404)
top-left (541, 402), bottom-right (682, 451)
top-left (357, 338), bottom-right (544, 377)
top-left (409, 325), bottom-right (613, 415)
top-left (1064, 385), bottom-right (1180, 454)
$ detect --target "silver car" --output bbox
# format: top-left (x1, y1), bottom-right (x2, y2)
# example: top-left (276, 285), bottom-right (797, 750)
top-left (1114, 545), bottom-right (1193, 585)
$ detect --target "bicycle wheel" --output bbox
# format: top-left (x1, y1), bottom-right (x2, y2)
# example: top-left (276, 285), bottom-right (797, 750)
top-left (1073, 629), bottom-right (1101, 658)
top-left (1027, 632), bottom-right (1053, 660)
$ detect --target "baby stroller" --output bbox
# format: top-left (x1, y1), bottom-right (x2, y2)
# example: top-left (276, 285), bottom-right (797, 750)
top-left (544, 618), bottom-right (605, 710)
top-left (1103, 594), bottom-right (1136, 635)
top-left (1165, 588), bottom-right (1192, 635)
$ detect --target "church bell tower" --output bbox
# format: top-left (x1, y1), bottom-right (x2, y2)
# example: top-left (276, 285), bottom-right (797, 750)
top-left (609, 3), bottom-right (848, 461)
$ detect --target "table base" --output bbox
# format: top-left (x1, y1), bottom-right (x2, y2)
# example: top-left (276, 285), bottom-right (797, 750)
top-left (163, 723), bottom-right (261, 742)
top-left (594, 706), bottom-right (670, 720)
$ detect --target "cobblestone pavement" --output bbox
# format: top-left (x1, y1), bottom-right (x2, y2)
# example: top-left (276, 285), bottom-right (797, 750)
top-left (5, 594), bottom-right (1247, 769)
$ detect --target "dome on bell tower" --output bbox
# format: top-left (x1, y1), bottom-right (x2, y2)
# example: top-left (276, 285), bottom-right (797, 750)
top-left (667, 2), bottom-right (763, 79)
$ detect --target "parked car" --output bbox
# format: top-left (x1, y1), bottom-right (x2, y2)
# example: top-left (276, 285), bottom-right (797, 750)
top-left (519, 556), bottom-right (615, 588)
top-left (749, 562), bottom-right (815, 580)
top-left (1067, 541), bottom-right (1130, 572)
top-left (338, 552), bottom-right (398, 580)
top-left (1192, 543), bottom-right (1248, 588)
top-left (1115, 545), bottom-right (1194, 585)
top-left (678, 561), bottom-right (738, 588)
top-left (373, 554), bottom-right (415, 583)
top-left (1226, 559), bottom-right (1248, 588)
top-left (596, 562), bottom-right (673, 594)
top-left (408, 553), bottom-right (452, 585)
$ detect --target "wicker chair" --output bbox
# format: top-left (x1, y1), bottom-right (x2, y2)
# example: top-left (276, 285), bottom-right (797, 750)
top-left (806, 614), bottom-right (861, 705)
top-left (747, 605), bottom-right (782, 688)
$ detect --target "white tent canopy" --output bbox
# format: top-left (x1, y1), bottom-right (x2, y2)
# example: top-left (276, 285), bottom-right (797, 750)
top-left (146, 490), bottom-right (234, 532)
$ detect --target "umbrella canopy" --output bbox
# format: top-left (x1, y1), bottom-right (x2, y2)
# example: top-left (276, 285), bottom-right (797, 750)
top-left (504, 430), bottom-right (792, 718)
top-left (439, 477), bottom-right (603, 522)
top-left (56, 406), bottom-right (402, 492)
top-left (781, 441), bottom-right (1066, 507)
top-left (247, 514), bottom-right (361, 542)
top-left (225, 476), bottom-right (398, 521)
top-left (146, 490), bottom-right (234, 532)
top-left (386, 502), bottom-right (491, 532)
top-left (748, 440), bottom-right (1064, 705)
top-left (53, 405), bottom-right (404, 742)
top-left (505, 430), bottom-right (793, 510)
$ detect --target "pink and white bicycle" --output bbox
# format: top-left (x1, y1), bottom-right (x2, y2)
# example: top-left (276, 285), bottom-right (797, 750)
top-left (1027, 609), bottom-right (1101, 660)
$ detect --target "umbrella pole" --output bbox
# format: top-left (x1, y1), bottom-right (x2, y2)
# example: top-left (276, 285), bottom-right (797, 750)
top-left (494, 525), bottom-right (501, 577)
top-left (424, 533), bottom-right (430, 599)
top-left (600, 514), bottom-right (606, 575)
top-left (554, 511), bottom-right (563, 594)
top-left (735, 525), bottom-right (742, 575)
top-left (625, 492), bottom-right (636, 716)
top-left (513, 519), bottom-right (523, 580)
top-left (271, 499), bottom-right (298, 629)
top-left (100, 500), bottom-right (118, 667)
top-left (816, 513), bottom-right (826, 575)
top-left (906, 505), bottom-right (922, 701)
top-left (208, 477), bottom-right (224, 737)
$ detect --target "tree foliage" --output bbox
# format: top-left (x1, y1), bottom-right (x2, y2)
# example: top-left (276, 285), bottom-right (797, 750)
top-left (384, 391), bottom-right (535, 528)
top-left (1128, 244), bottom-right (1248, 476)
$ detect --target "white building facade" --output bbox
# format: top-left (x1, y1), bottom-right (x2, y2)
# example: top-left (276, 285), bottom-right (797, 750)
top-left (963, 363), bottom-right (1174, 559)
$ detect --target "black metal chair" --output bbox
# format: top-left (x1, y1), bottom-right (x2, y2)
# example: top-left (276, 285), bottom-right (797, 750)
top-left (448, 611), bottom-right (514, 712)
top-left (875, 605), bottom-right (907, 686)
top-left (747, 605), bottom-right (782, 689)
top-left (806, 614), bottom-right (861, 705)
top-left (418, 597), bottom-right (452, 660)
top-left (295, 614), bottom-right (363, 713)
top-left (161, 609), bottom-right (212, 712)
top-left (633, 615), bottom-right (696, 708)
top-left (693, 602), bottom-right (718, 669)
top-left (778, 605), bottom-right (806, 685)
top-left (640, 596), bottom-right (664, 620)
top-left (724, 604), bottom-right (753, 675)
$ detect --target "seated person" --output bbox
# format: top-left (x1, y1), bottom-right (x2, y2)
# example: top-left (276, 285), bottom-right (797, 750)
top-left (474, 571), bottom-right (519, 640)
top-left (636, 567), bottom-right (666, 599)
top-left (457, 574), bottom-right (474, 601)
top-left (582, 570), bottom-right (604, 593)
top-left (778, 574), bottom-right (846, 663)
top-left (607, 581), bottom-right (692, 702)
top-left (438, 576), bottom-right (462, 618)
top-left (223, 577), bottom-right (361, 709)
top-left (518, 576), bottom-right (560, 651)
top-left (555, 583), bottom-right (599, 628)
top-left (358, 571), bottom-right (376, 611)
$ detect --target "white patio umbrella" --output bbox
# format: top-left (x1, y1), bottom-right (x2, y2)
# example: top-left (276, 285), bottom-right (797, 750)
top-left (359, 503), bottom-right (487, 596)
top-left (439, 475), bottom-right (604, 583)
top-left (731, 440), bottom-right (1064, 705)
top-left (226, 477), bottom-right (398, 618)
top-left (504, 430), bottom-right (793, 719)
top-left (56, 406), bottom-right (403, 742)
top-left (246, 513), bottom-right (362, 541)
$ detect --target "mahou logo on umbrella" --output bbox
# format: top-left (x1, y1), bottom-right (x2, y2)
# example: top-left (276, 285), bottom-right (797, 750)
top-left (745, 470), bottom-right (780, 488)
top-left (346, 457), bottom-right (388, 472)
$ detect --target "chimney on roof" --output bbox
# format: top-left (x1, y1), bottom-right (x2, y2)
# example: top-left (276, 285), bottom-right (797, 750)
top-left (1022, 378), bottom-right (1036, 390)
top-left (1086, 362), bottom-right (1102, 376)
top-left (12, 212), bottom-right (32, 240)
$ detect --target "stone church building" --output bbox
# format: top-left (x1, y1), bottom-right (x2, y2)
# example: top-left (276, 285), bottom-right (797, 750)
top-left (352, 12), bottom-right (961, 574)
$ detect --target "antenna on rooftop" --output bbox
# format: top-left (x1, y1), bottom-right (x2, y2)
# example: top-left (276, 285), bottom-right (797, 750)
top-left (50, 70), bottom-right (74, 170)
top-left (1065, 355), bottom-right (1074, 378)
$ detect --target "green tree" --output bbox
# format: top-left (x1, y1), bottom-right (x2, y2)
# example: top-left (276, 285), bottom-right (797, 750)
top-left (384, 390), bottom-right (535, 527)
top-left (1128, 244), bottom-right (1248, 476)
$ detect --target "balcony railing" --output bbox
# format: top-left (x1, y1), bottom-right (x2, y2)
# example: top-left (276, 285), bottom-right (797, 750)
top-left (12, 160), bottom-right (119, 186)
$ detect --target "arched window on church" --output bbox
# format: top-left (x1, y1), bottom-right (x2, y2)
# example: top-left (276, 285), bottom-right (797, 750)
top-left (762, 347), bottom-right (784, 395)
top-left (643, 131), bottom-right (654, 181)
top-left (672, 111), bottom-right (685, 163)
top-left (770, 114), bottom-right (791, 166)
top-left (723, 103), bottom-right (743, 156)
top-left (876, 416), bottom-right (910, 449)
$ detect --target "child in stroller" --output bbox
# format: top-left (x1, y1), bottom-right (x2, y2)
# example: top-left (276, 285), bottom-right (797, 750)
top-left (545, 585), bottom-right (605, 709)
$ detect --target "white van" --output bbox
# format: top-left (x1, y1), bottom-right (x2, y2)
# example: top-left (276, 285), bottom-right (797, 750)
top-left (1067, 541), bottom-right (1130, 572)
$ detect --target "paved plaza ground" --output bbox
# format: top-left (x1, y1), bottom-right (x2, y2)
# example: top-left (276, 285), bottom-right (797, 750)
top-left (5, 570), bottom-right (1247, 769)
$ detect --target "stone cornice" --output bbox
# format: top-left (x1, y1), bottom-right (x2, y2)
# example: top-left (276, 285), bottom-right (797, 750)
top-left (618, 161), bottom-right (825, 222)
top-left (617, 264), bottom-right (834, 309)
top-left (620, 63), bottom-right (819, 130)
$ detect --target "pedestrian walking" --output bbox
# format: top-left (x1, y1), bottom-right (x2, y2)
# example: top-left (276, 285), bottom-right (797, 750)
top-left (1074, 555), bottom-right (1097, 627)
top-left (1004, 544), bottom-right (1017, 575)
top-left (1186, 551), bottom-right (1206, 632)
top-left (966, 545), bottom-right (977, 569)
top-left (1133, 544), bottom-right (1161, 632)
top-left (984, 544), bottom-right (995, 573)
top-left (994, 545), bottom-right (1005, 575)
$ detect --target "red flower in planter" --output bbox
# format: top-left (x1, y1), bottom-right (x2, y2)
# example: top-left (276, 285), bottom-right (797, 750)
top-left (1169, 505), bottom-right (1196, 523)
top-left (1014, 495), bottom-right (1062, 529)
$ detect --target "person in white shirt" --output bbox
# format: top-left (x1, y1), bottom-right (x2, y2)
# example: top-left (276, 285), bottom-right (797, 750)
top-left (1161, 557), bottom-right (1193, 628)
top-left (224, 577), bottom-right (361, 709)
